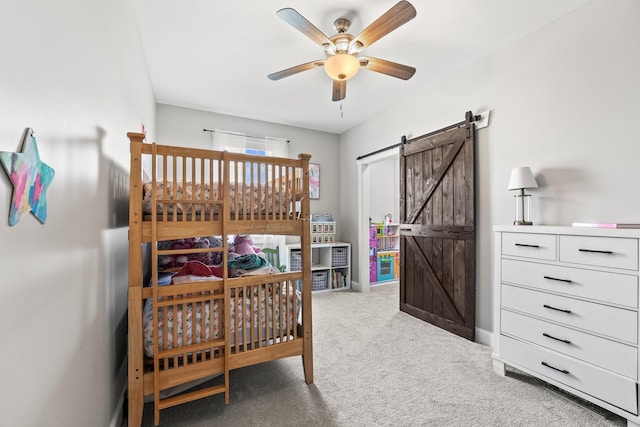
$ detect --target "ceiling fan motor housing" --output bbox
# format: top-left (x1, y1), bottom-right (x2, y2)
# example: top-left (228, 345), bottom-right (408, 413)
top-left (333, 18), bottom-right (351, 33)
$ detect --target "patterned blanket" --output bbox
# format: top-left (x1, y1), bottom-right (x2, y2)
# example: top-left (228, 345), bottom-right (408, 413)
top-left (143, 281), bottom-right (300, 357)
top-left (142, 182), bottom-right (290, 215)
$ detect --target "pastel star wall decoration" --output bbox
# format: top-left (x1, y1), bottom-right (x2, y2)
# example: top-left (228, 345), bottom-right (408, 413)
top-left (1, 128), bottom-right (55, 225)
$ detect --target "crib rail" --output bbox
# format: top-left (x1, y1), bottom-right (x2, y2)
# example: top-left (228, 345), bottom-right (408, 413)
top-left (225, 272), bottom-right (304, 369)
top-left (138, 142), bottom-right (307, 239)
top-left (150, 280), bottom-right (226, 372)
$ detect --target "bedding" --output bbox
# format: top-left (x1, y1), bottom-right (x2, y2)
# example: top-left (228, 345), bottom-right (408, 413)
top-left (143, 281), bottom-right (300, 357)
top-left (142, 182), bottom-right (293, 216)
top-left (157, 236), bottom-right (224, 271)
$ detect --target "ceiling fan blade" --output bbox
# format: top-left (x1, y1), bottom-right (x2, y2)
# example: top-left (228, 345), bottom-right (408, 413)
top-left (277, 8), bottom-right (335, 50)
top-left (359, 57), bottom-right (416, 80)
top-left (332, 80), bottom-right (346, 101)
top-left (268, 60), bottom-right (325, 81)
top-left (350, 1), bottom-right (416, 51)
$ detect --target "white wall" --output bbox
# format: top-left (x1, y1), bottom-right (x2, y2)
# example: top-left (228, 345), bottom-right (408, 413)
top-left (0, 1), bottom-right (156, 426)
top-left (367, 155), bottom-right (399, 225)
top-left (339, 0), bottom-right (640, 333)
top-left (156, 103), bottom-right (341, 241)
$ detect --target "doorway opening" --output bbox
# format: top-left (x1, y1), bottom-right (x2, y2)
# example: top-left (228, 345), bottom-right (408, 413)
top-left (356, 147), bottom-right (399, 292)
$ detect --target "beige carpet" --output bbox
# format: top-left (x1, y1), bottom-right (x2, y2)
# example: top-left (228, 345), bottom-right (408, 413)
top-left (134, 282), bottom-right (626, 426)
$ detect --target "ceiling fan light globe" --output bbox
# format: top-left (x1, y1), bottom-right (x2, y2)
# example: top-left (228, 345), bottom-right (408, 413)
top-left (324, 54), bottom-right (360, 81)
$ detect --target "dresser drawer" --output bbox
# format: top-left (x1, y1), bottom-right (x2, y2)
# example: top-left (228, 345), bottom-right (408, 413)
top-left (560, 235), bottom-right (638, 271)
top-left (502, 232), bottom-right (557, 261)
top-left (501, 259), bottom-right (638, 308)
top-left (500, 335), bottom-right (637, 414)
top-left (501, 309), bottom-right (637, 379)
top-left (501, 284), bottom-right (637, 344)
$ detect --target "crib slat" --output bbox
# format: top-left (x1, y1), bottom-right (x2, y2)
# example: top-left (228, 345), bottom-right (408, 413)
top-left (257, 284), bottom-right (263, 348)
top-left (271, 283), bottom-right (277, 344)
top-left (285, 166), bottom-right (290, 218)
top-left (280, 283), bottom-right (285, 343)
top-left (249, 161), bottom-right (255, 221)
top-left (292, 280), bottom-right (297, 341)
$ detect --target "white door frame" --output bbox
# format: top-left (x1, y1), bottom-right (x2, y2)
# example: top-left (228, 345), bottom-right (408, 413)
top-left (356, 147), bottom-right (399, 292)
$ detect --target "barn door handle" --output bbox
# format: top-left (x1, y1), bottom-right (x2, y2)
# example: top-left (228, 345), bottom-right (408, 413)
top-left (578, 248), bottom-right (613, 254)
top-left (543, 276), bottom-right (573, 283)
top-left (543, 304), bottom-right (572, 314)
top-left (515, 243), bottom-right (540, 248)
top-left (542, 332), bottom-right (572, 344)
top-left (541, 361), bottom-right (570, 375)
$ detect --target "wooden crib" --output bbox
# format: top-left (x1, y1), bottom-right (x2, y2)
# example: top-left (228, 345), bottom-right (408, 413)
top-left (126, 132), bottom-right (313, 426)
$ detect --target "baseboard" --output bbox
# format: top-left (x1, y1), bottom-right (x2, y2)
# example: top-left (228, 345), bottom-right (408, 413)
top-left (110, 356), bottom-right (128, 427)
top-left (110, 382), bottom-right (126, 427)
top-left (475, 327), bottom-right (492, 347)
top-left (350, 280), bottom-right (361, 292)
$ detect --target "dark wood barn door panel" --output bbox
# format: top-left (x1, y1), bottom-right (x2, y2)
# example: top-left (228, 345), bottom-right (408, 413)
top-left (399, 112), bottom-right (476, 341)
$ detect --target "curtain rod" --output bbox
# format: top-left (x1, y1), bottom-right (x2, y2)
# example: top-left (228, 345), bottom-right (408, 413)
top-left (203, 128), bottom-right (290, 143)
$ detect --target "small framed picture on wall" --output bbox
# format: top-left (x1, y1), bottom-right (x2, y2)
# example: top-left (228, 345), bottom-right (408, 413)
top-left (309, 163), bottom-right (320, 199)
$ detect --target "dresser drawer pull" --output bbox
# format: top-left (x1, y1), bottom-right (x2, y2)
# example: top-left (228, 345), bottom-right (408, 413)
top-left (543, 304), bottom-right (572, 314)
top-left (541, 361), bottom-right (570, 375)
top-left (578, 248), bottom-right (613, 255)
top-left (542, 332), bottom-right (572, 344)
top-left (514, 243), bottom-right (540, 248)
top-left (543, 275), bottom-right (573, 283)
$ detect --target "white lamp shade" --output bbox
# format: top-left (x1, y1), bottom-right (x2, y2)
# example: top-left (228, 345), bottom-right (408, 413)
top-left (324, 54), bottom-right (360, 81)
top-left (507, 167), bottom-right (538, 190)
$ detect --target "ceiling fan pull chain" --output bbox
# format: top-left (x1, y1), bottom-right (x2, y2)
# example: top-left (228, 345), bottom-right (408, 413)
top-left (340, 102), bottom-right (344, 119)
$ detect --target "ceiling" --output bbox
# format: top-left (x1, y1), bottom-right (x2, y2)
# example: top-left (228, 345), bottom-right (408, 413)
top-left (133, 0), bottom-right (591, 135)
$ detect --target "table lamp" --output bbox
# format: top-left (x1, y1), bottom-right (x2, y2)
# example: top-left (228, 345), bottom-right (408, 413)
top-left (507, 166), bottom-right (538, 225)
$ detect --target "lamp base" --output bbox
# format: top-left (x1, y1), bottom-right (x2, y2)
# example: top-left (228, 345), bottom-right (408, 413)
top-left (513, 220), bottom-right (533, 226)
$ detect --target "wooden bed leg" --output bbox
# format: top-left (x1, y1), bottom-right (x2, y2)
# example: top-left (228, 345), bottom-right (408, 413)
top-left (298, 152), bottom-right (314, 385)
top-left (302, 295), bottom-right (314, 384)
top-left (302, 354), bottom-right (314, 384)
top-left (127, 133), bottom-right (145, 427)
top-left (127, 287), bottom-right (144, 427)
top-left (127, 369), bottom-right (143, 427)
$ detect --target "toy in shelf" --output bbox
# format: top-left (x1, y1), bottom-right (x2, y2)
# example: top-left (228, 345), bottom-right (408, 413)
top-left (370, 221), bottom-right (400, 284)
top-left (311, 213), bottom-right (336, 244)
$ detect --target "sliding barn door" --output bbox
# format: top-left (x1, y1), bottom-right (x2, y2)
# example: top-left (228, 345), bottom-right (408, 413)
top-left (399, 112), bottom-right (476, 341)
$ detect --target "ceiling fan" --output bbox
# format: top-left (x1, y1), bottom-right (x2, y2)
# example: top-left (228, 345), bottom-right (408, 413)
top-left (268, 1), bottom-right (417, 102)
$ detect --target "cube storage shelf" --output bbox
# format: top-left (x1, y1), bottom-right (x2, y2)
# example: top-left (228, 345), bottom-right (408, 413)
top-left (283, 242), bottom-right (351, 292)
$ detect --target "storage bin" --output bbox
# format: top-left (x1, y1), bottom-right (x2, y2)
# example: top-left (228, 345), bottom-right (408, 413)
top-left (290, 250), bottom-right (302, 271)
top-left (331, 246), bottom-right (348, 267)
top-left (312, 271), bottom-right (328, 291)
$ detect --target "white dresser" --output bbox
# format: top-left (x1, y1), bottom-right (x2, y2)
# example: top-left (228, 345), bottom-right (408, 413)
top-left (493, 226), bottom-right (640, 426)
